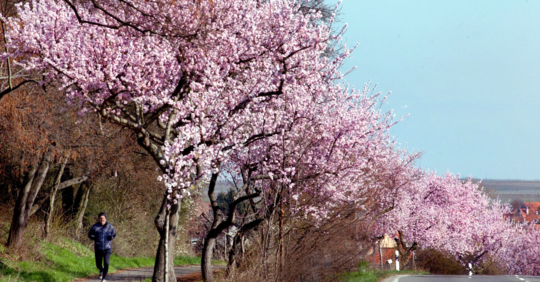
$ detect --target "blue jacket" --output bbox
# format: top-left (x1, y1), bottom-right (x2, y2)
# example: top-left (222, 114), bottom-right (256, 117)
top-left (88, 222), bottom-right (116, 250)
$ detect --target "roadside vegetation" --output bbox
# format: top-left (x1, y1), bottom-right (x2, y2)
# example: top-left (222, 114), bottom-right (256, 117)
top-left (0, 238), bottom-right (212, 282)
top-left (0, 237), bottom-right (203, 282)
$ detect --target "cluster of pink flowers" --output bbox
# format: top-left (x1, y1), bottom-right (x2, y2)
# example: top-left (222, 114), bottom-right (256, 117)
top-left (373, 170), bottom-right (540, 273)
top-left (3, 0), bottom-right (539, 273)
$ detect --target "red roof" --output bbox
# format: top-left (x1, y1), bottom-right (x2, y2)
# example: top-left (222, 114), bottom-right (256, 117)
top-left (512, 202), bottom-right (540, 224)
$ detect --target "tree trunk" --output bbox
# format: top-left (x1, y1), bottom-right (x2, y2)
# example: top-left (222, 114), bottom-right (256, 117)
top-left (72, 184), bottom-right (84, 216)
top-left (75, 182), bottom-right (92, 238)
top-left (165, 208), bottom-right (170, 282)
top-left (278, 190), bottom-right (284, 274)
top-left (202, 173), bottom-right (221, 282)
top-left (61, 182), bottom-right (75, 217)
top-left (226, 232), bottom-right (244, 278)
top-left (7, 151), bottom-right (52, 248)
top-left (152, 192), bottom-right (179, 282)
top-left (45, 156), bottom-right (68, 237)
top-left (396, 231), bottom-right (417, 269)
top-left (202, 236), bottom-right (217, 282)
top-left (226, 238), bottom-right (237, 277)
top-left (7, 154), bottom-right (39, 247)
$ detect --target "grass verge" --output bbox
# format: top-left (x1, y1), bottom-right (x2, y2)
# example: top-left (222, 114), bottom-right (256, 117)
top-left (339, 261), bottom-right (428, 282)
top-left (0, 238), bottom-right (205, 282)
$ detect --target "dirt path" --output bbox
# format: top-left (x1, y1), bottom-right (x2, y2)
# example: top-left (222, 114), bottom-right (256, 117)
top-left (75, 265), bottom-right (223, 281)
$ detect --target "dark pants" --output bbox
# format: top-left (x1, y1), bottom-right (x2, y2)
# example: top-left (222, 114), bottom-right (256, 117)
top-left (95, 249), bottom-right (111, 279)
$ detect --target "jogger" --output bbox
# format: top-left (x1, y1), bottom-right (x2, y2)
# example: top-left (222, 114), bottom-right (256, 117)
top-left (88, 212), bottom-right (116, 282)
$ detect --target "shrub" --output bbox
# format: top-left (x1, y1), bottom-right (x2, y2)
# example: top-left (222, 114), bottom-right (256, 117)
top-left (415, 249), bottom-right (465, 275)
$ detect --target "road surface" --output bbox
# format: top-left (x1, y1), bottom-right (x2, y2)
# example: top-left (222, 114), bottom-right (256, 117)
top-left (389, 275), bottom-right (540, 282)
top-left (76, 265), bottom-right (223, 281)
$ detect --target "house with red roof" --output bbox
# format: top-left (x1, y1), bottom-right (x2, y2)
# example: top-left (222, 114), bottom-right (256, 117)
top-left (363, 234), bottom-right (413, 270)
top-left (512, 202), bottom-right (540, 225)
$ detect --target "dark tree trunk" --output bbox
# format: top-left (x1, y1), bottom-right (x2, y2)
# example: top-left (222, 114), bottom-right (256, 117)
top-left (203, 172), bottom-right (266, 281)
top-left (45, 156), bottom-right (68, 237)
top-left (75, 182), bottom-right (92, 238)
top-left (202, 173), bottom-right (221, 282)
top-left (278, 190), bottom-right (284, 274)
top-left (396, 231), bottom-right (417, 269)
top-left (7, 151), bottom-right (52, 248)
top-left (226, 218), bottom-right (263, 277)
top-left (152, 192), bottom-right (180, 282)
top-left (7, 155), bottom-right (39, 247)
top-left (202, 235), bottom-right (218, 282)
top-left (61, 169), bottom-right (75, 217)
top-left (72, 182), bottom-right (86, 217)
top-left (226, 232), bottom-right (245, 278)
top-left (226, 236), bottom-right (238, 277)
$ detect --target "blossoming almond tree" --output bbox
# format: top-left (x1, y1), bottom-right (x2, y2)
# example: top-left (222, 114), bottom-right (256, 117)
top-left (374, 172), bottom-right (515, 271)
top-left (495, 223), bottom-right (540, 275)
top-left (2, 0), bottom-right (361, 280)
top-left (215, 83), bottom-right (406, 277)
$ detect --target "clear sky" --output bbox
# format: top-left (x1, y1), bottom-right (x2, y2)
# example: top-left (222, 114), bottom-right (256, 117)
top-left (337, 0), bottom-right (540, 180)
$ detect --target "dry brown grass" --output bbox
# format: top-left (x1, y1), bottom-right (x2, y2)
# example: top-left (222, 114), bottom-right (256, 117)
top-left (225, 205), bottom-right (371, 282)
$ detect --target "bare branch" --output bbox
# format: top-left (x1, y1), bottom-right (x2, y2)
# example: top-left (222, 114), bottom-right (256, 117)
top-left (0, 80), bottom-right (39, 100)
top-left (57, 175), bottom-right (87, 190)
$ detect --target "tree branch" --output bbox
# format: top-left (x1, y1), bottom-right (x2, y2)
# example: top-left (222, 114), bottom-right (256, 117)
top-left (62, 0), bottom-right (158, 35)
top-left (0, 80), bottom-right (39, 100)
top-left (57, 175), bottom-right (87, 190)
top-left (29, 174), bottom-right (87, 216)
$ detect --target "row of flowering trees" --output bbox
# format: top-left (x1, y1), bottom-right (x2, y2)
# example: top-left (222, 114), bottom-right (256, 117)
top-left (372, 167), bottom-right (540, 275)
top-left (2, 0), bottom-right (539, 280)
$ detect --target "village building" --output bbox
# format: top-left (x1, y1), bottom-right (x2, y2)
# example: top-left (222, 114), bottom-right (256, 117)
top-left (512, 202), bottom-right (540, 225)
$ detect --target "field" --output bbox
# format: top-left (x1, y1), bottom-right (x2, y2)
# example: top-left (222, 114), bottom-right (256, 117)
top-left (475, 179), bottom-right (540, 203)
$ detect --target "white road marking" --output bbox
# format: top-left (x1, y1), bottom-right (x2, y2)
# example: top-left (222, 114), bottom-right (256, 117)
top-left (392, 275), bottom-right (409, 282)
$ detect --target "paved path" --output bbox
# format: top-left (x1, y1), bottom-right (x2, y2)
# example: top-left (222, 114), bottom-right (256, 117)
top-left (386, 275), bottom-right (540, 282)
top-left (77, 265), bottom-right (222, 281)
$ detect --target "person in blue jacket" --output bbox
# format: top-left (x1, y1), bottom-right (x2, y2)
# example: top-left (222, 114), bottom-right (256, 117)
top-left (88, 212), bottom-right (116, 282)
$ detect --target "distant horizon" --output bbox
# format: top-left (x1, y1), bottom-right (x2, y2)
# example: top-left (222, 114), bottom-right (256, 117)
top-left (466, 178), bottom-right (540, 182)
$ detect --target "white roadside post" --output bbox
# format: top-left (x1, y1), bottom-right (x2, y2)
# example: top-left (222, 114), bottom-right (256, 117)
top-left (468, 263), bottom-right (473, 276)
top-left (395, 250), bottom-right (400, 271)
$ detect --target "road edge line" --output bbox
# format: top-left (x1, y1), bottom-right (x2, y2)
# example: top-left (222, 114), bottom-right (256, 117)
top-left (391, 275), bottom-right (409, 282)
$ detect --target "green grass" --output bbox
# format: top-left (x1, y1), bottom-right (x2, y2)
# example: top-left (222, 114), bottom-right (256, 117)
top-left (339, 261), bottom-right (428, 282)
top-left (174, 255), bottom-right (226, 266)
top-left (0, 238), bottom-right (203, 282)
top-left (174, 255), bottom-right (201, 266)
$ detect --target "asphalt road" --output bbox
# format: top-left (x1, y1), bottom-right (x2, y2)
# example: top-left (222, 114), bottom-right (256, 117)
top-left (77, 265), bottom-right (210, 281)
top-left (390, 275), bottom-right (540, 282)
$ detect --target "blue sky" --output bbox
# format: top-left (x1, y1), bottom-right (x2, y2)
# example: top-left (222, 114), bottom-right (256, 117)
top-left (337, 0), bottom-right (540, 180)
